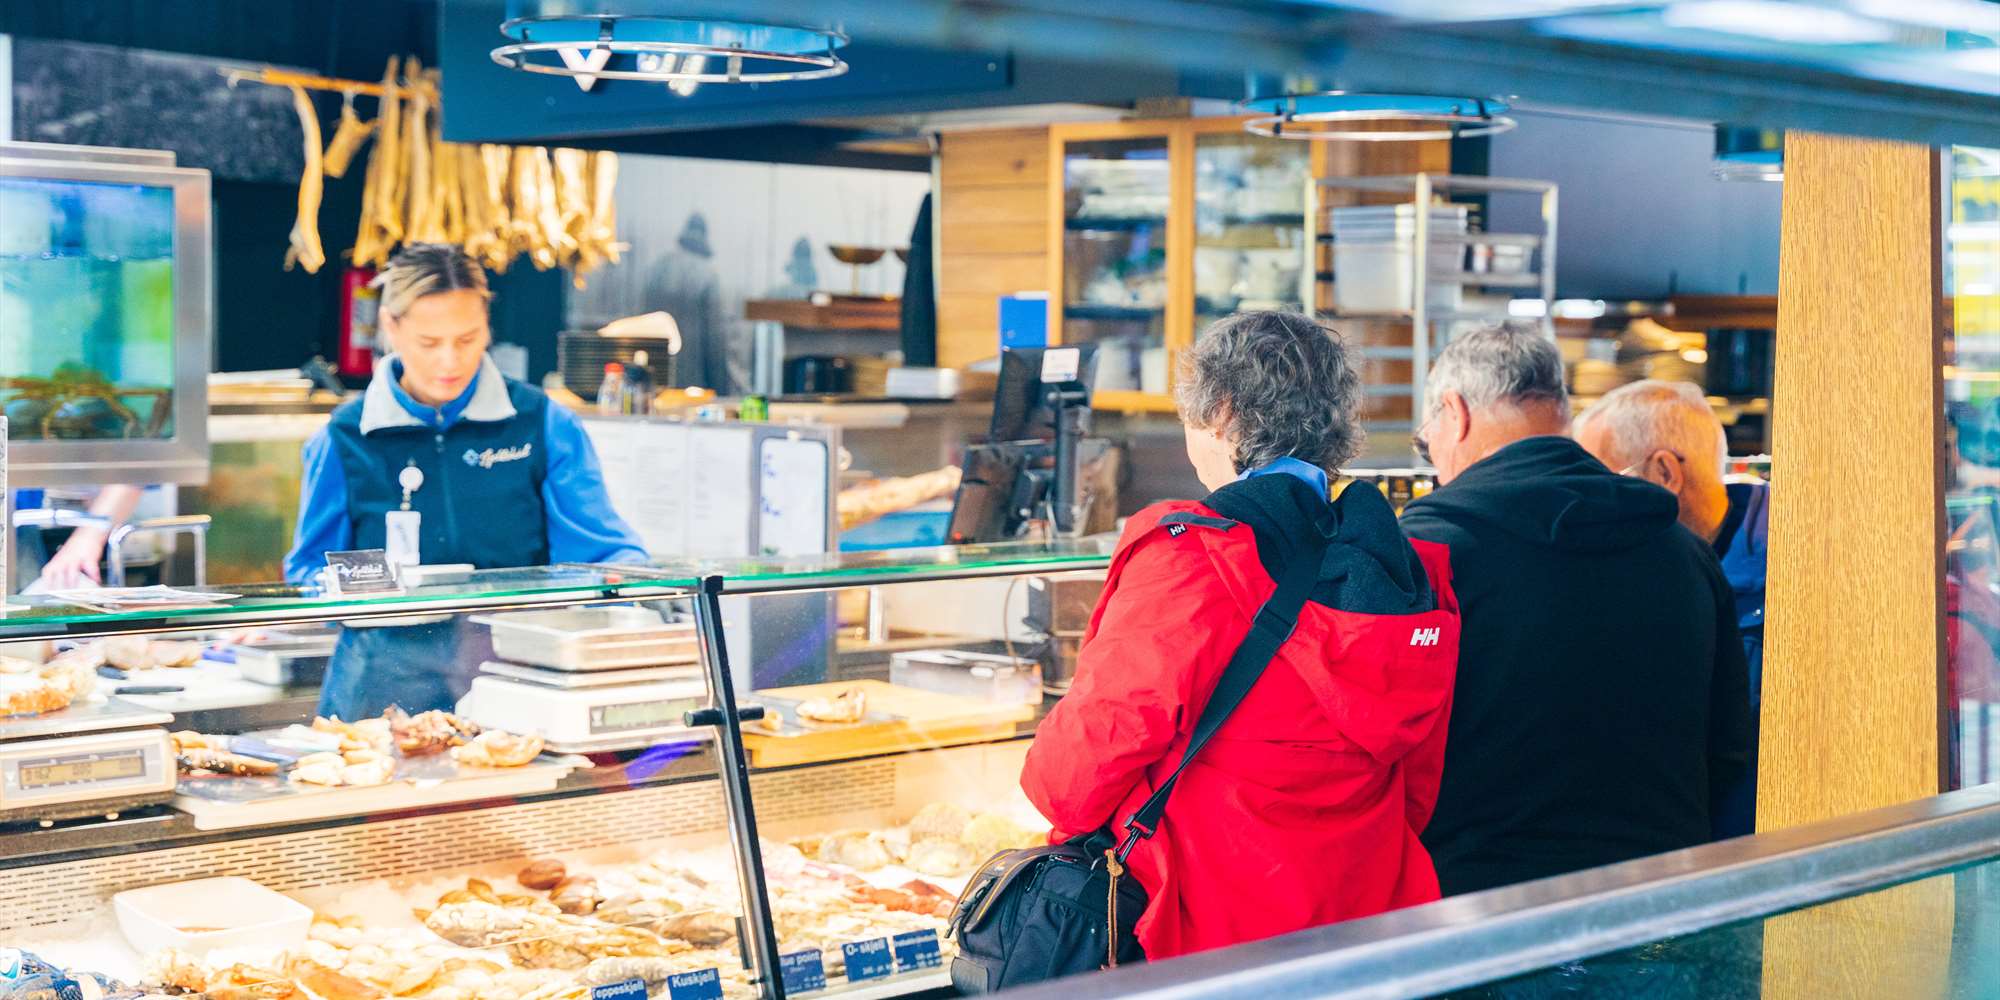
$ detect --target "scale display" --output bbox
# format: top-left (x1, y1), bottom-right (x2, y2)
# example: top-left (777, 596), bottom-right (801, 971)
top-left (591, 697), bottom-right (702, 735)
top-left (19, 749), bottom-right (147, 789)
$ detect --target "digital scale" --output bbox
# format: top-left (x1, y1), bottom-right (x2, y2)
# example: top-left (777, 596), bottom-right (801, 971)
top-left (457, 661), bottom-right (712, 754)
top-left (0, 698), bottom-right (176, 825)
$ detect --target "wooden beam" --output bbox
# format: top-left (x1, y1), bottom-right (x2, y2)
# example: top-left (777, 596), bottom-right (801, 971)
top-left (1758, 132), bottom-right (1948, 833)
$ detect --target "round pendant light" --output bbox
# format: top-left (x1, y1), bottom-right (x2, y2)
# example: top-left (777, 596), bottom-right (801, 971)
top-left (491, 14), bottom-right (848, 85)
top-left (1238, 93), bottom-right (1516, 142)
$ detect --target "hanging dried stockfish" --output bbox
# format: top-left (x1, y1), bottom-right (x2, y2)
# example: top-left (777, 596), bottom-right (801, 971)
top-left (283, 84), bottom-right (326, 274)
top-left (351, 56), bottom-right (403, 268)
top-left (322, 92), bottom-right (377, 179)
top-left (402, 61), bottom-right (437, 244)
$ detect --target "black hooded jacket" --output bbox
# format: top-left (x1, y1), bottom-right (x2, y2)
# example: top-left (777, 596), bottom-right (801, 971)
top-left (1399, 435), bottom-right (1752, 896)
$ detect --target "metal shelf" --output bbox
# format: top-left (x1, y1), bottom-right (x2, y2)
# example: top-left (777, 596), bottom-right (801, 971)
top-left (1434, 269), bottom-right (1545, 289)
top-left (1304, 173), bottom-right (1558, 418)
top-left (1063, 303), bottom-right (1166, 321)
top-left (1066, 216), bottom-right (1165, 231)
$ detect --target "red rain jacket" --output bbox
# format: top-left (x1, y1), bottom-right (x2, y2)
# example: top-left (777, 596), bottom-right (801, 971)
top-left (1021, 496), bottom-right (1461, 960)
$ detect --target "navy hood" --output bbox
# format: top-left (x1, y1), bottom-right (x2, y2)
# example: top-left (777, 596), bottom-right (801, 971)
top-left (1404, 435), bottom-right (1681, 553)
top-left (1204, 470), bottom-right (1434, 616)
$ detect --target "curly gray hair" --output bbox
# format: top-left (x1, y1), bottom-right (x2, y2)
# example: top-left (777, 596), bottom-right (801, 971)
top-left (1174, 311), bottom-right (1364, 473)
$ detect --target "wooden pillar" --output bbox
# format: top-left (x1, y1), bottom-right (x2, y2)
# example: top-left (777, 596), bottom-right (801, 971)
top-left (1759, 131), bottom-right (1948, 832)
top-left (1759, 131), bottom-right (1952, 1000)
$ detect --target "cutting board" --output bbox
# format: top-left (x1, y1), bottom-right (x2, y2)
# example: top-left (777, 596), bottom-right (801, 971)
top-left (742, 680), bottom-right (1032, 768)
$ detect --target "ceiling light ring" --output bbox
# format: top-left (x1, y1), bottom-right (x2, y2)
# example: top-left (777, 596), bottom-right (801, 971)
top-left (1236, 91), bottom-right (1517, 142)
top-left (492, 14), bottom-right (848, 84)
top-left (1244, 109), bottom-right (1519, 142)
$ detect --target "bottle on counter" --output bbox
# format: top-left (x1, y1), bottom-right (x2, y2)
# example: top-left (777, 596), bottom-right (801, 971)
top-left (625, 351), bottom-right (655, 415)
top-left (596, 362), bottom-right (625, 415)
top-left (739, 394), bottom-right (769, 422)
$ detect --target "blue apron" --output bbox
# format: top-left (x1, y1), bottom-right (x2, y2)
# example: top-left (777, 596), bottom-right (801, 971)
top-left (314, 378), bottom-right (551, 719)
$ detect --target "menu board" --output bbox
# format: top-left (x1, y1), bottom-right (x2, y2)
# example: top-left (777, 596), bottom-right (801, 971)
top-left (586, 420), bottom-right (826, 559)
top-left (758, 435), bottom-right (829, 557)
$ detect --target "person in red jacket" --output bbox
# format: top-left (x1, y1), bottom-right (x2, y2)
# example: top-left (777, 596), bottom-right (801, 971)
top-left (1021, 311), bottom-right (1461, 961)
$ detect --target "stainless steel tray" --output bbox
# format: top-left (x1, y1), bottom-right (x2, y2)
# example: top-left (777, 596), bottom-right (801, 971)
top-left (474, 606), bottom-right (700, 672)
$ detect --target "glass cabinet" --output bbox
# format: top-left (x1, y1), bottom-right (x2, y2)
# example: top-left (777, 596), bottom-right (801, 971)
top-left (0, 543), bottom-right (1113, 999)
top-left (1049, 118), bottom-right (1319, 414)
top-left (1192, 130), bottom-right (1309, 326)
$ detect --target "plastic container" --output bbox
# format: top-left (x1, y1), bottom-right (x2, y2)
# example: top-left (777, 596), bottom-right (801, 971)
top-left (113, 876), bottom-right (312, 959)
top-left (476, 606), bottom-right (700, 671)
top-left (1333, 241), bottom-right (1466, 314)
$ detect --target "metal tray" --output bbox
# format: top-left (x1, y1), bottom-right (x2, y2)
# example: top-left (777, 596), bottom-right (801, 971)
top-left (473, 606), bottom-right (701, 672)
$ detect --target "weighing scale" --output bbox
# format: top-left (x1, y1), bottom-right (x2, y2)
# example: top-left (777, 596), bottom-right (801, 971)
top-left (0, 698), bottom-right (176, 825)
top-left (457, 662), bottom-right (712, 754)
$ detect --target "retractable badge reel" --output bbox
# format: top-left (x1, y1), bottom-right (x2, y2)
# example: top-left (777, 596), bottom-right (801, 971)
top-left (385, 462), bottom-right (423, 568)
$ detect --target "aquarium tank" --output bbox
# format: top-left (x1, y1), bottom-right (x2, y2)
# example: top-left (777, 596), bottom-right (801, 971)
top-left (0, 176), bottom-right (178, 441)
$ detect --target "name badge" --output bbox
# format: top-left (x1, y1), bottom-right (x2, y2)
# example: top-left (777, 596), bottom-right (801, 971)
top-left (384, 510), bottom-right (421, 568)
top-left (893, 929), bottom-right (943, 973)
top-left (780, 950), bottom-right (828, 994)
top-left (842, 938), bottom-right (893, 982)
top-left (666, 968), bottom-right (723, 1000)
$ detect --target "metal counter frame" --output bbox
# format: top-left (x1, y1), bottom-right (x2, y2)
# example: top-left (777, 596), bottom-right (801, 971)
top-left (1002, 783), bottom-right (2000, 1000)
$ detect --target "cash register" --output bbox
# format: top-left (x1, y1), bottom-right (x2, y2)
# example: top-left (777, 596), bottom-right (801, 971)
top-left (947, 346), bottom-right (1113, 543)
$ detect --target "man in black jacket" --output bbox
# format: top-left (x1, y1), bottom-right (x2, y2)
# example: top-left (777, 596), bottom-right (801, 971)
top-left (1401, 325), bottom-right (1752, 897)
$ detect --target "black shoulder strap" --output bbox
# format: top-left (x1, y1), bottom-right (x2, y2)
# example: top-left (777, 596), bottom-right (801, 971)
top-left (1156, 511), bottom-right (1240, 532)
top-left (1113, 524), bottom-right (1333, 860)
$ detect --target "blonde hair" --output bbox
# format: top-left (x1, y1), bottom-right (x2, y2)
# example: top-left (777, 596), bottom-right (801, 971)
top-left (373, 243), bottom-right (491, 318)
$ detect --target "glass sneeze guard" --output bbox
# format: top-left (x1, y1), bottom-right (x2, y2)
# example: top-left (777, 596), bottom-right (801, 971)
top-left (0, 563), bottom-right (698, 639)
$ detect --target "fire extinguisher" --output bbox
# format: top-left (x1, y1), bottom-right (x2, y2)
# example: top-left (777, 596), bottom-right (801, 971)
top-left (339, 266), bottom-right (380, 377)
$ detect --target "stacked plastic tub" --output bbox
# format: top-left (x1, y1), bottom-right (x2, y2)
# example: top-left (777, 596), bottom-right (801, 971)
top-left (1330, 204), bottom-right (1470, 315)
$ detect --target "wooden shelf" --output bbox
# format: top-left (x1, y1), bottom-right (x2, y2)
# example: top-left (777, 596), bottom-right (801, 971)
top-left (1091, 389), bottom-right (1178, 414)
top-left (744, 296), bottom-right (901, 332)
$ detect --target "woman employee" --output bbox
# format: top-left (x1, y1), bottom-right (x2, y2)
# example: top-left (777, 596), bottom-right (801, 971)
top-left (286, 244), bottom-right (647, 719)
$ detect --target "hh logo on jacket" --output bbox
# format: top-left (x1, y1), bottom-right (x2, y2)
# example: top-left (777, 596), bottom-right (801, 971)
top-left (464, 443), bottom-right (533, 469)
top-left (1409, 627), bottom-right (1441, 647)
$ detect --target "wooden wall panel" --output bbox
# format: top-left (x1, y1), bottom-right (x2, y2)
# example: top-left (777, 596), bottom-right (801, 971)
top-left (1758, 132), bottom-right (1947, 832)
top-left (936, 126), bottom-right (1052, 369)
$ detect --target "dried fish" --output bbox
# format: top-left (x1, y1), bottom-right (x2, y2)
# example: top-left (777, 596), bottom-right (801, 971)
top-left (283, 84), bottom-right (326, 274)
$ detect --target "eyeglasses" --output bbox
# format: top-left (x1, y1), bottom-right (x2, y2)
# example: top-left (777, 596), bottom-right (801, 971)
top-left (1412, 408), bottom-right (1437, 466)
top-left (1617, 449), bottom-right (1686, 479)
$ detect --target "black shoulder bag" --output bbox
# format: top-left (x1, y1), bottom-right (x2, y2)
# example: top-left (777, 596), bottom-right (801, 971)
top-left (947, 523), bottom-right (1331, 993)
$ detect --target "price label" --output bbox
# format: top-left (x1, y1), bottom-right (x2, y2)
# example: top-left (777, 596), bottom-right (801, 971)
top-left (589, 979), bottom-right (645, 1000)
top-left (667, 968), bottom-right (723, 1000)
top-left (893, 929), bottom-right (944, 973)
top-left (780, 949), bottom-right (828, 994)
top-left (668, 968), bottom-right (724, 1000)
top-left (842, 937), bottom-right (894, 982)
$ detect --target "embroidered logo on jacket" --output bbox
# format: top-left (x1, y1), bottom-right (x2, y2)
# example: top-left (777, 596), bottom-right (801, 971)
top-left (464, 443), bottom-right (533, 469)
top-left (1409, 627), bottom-right (1441, 647)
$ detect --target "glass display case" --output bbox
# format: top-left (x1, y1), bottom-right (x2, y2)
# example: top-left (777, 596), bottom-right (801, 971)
top-left (0, 543), bottom-right (1113, 999)
top-left (1047, 118), bottom-right (1430, 415)
top-left (0, 142), bottom-right (212, 486)
top-left (1192, 130), bottom-right (1309, 325)
top-left (1058, 135), bottom-right (1173, 398)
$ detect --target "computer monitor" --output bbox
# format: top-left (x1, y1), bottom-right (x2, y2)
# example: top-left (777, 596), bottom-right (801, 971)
top-left (989, 346), bottom-right (1099, 443)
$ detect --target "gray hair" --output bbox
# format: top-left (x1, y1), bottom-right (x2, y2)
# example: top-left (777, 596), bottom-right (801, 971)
top-left (1426, 322), bottom-right (1569, 417)
top-left (1574, 379), bottom-right (1727, 476)
top-left (1175, 311), bottom-right (1364, 473)
top-left (374, 243), bottom-right (491, 318)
